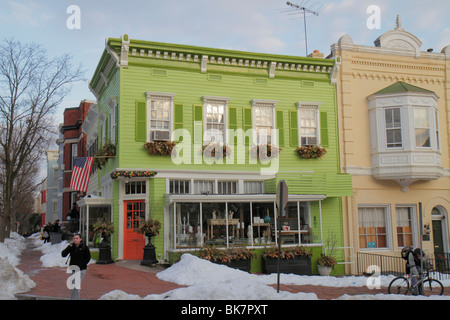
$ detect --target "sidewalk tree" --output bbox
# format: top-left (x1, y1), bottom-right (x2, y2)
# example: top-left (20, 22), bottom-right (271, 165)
top-left (0, 38), bottom-right (84, 242)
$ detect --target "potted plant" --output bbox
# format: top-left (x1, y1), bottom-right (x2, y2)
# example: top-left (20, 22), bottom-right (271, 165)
top-left (137, 218), bottom-right (162, 266)
top-left (93, 221), bottom-right (114, 264)
top-left (251, 144), bottom-right (281, 160)
top-left (198, 246), bottom-right (257, 272)
top-left (94, 141), bottom-right (116, 169)
top-left (297, 145), bottom-right (327, 159)
top-left (262, 246), bottom-right (312, 275)
top-left (202, 143), bottom-right (231, 158)
top-left (143, 141), bottom-right (176, 155)
top-left (317, 253), bottom-right (337, 276)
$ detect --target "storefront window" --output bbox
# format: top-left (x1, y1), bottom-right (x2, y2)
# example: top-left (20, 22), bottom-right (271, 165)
top-left (80, 206), bottom-right (111, 248)
top-left (175, 203), bottom-right (201, 248)
top-left (171, 200), bottom-right (316, 249)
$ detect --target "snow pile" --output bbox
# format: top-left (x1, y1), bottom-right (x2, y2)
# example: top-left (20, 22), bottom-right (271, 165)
top-left (0, 258), bottom-right (36, 299)
top-left (0, 232), bottom-right (27, 267)
top-left (0, 233), bottom-right (36, 299)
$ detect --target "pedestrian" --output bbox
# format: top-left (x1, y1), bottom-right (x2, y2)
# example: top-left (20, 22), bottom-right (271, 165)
top-left (42, 224), bottom-right (50, 243)
top-left (61, 233), bottom-right (91, 300)
top-left (406, 247), bottom-right (427, 295)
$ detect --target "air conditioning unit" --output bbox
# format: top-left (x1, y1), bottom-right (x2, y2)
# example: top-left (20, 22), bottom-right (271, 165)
top-left (151, 130), bottom-right (170, 141)
top-left (301, 136), bottom-right (317, 146)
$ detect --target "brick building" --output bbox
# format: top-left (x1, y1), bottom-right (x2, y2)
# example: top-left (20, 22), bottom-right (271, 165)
top-left (59, 99), bottom-right (95, 221)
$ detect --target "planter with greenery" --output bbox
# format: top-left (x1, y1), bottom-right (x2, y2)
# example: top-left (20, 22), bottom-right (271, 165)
top-left (93, 221), bottom-right (114, 264)
top-left (143, 141), bottom-right (176, 156)
top-left (137, 218), bottom-right (162, 266)
top-left (94, 141), bottom-right (116, 169)
top-left (317, 253), bottom-right (337, 276)
top-left (262, 246), bottom-right (312, 275)
top-left (201, 143), bottom-right (231, 159)
top-left (198, 246), bottom-right (257, 272)
top-left (251, 144), bottom-right (281, 160)
top-left (296, 145), bottom-right (327, 159)
top-left (110, 170), bottom-right (157, 180)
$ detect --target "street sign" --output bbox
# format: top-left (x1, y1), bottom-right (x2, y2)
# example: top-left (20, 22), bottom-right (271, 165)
top-left (276, 180), bottom-right (288, 217)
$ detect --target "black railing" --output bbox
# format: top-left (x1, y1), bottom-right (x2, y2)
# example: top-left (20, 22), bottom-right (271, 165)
top-left (356, 252), bottom-right (450, 280)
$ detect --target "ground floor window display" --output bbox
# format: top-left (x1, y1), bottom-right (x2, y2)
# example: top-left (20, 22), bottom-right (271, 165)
top-left (169, 200), bottom-right (317, 249)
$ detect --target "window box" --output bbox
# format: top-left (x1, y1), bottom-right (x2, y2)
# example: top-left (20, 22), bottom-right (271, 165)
top-left (297, 145), bottom-right (327, 159)
top-left (201, 143), bottom-right (231, 158)
top-left (143, 141), bottom-right (176, 155)
top-left (251, 144), bottom-right (280, 160)
top-left (262, 246), bottom-right (312, 275)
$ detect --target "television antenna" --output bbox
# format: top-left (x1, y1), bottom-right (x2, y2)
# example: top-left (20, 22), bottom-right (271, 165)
top-left (285, 1), bottom-right (323, 56)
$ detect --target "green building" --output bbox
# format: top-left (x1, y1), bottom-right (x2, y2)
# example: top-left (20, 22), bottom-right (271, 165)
top-left (84, 34), bottom-right (352, 273)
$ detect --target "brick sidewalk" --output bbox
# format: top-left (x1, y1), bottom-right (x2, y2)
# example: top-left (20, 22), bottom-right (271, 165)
top-left (15, 238), bottom-right (445, 300)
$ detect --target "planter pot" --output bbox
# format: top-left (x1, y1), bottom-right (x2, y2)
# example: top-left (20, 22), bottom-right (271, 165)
top-left (263, 256), bottom-right (312, 275)
top-left (96, 239), bottom-right (114, 264)
top-left (318, 265), bottom-right (332, 276)
top-left (141, 235), bottom-right (158, 266)
top-left (211, 259), bottom-right (252, 272)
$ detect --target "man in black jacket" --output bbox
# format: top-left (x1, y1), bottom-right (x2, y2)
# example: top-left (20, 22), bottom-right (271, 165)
top-left (62, 234), bottom-right (91, 300)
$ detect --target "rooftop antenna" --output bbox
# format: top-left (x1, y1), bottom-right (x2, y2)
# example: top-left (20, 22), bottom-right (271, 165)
top-left (285, 1), bottom-right (322, 56)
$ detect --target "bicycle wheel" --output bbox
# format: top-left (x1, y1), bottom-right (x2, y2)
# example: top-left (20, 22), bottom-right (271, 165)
top-left (388, 277), bottom-right (410, 294)
top-left (421, 279), bottom-right (444, 296)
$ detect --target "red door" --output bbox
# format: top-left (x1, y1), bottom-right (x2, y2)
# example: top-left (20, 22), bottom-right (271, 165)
top-left (124, 200), bottom-right (146, 260)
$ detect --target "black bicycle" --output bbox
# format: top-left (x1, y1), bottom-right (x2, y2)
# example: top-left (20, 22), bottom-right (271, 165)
top-left (388, 270), bottom-right (444, 296)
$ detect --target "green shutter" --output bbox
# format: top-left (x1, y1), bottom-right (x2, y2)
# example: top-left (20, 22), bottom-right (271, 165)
top-left (229, 107), bottom-right (237, 130)
top-left (320, 112), bottom-right (329, 147)
top-left (290, 110), bottom-right (298, 147)
top-left (174, 104), bottom-right (184, 130)
top-left (276, 110), bottom-right (284, 147)
top-left (194, 105), bottom-right (203, 143)
top-left (229, 107), bottom-right (238, 145)
top-left (243, 108), bottom-right (252, 145)
top-left (135, 101), bottom-right (147, 142)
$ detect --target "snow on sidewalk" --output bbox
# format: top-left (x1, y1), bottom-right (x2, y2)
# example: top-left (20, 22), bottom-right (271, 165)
top-left (0, 232), bottom-right (36, 299)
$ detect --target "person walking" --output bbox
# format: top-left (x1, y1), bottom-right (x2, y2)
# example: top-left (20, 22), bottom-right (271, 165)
top-left (61, 234), bottom-right (91, 300)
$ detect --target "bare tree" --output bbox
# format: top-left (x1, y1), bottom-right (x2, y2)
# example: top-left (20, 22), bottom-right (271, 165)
top-left (0, 39), bottom-right (84, 242)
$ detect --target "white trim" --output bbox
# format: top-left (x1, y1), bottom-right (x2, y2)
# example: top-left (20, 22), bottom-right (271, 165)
top-left (202, 96), bottom-right (231, 144)
top-left (145, 91), bottom-right (176, 142)
top-left (297, 102), bottom-right (322, 147)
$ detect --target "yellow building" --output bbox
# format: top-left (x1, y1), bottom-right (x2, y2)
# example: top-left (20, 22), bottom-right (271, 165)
top-left (331, 16), bottom-right (450, 273)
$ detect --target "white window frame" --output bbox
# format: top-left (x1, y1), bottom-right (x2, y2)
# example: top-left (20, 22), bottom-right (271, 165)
top-left (358, 205), bottom-right (392, 251)
top-left (251, 99), bottom-right (277, 145)
top-left (146, 91), bottom-right (176, 142)
top-left (384, 107), bottom-right (403, 148)
top-left (297, 102), bottom-right (322, 146)
top-left (395, 205), bottom-right (417, 249)
top-left (202, 96), bottom-right (230, 144)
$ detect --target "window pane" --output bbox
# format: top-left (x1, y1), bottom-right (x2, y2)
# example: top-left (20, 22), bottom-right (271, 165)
top-left (358, 207), bottom-right (388, 249)
top-left (414, 108), bottom-right (430, 147)
top-left (385, 108), bottom-right (402, 148)
top-left (396, 207), bottom-right (413, 247)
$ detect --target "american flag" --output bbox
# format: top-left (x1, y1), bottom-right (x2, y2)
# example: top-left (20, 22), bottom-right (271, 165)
top-left (70, 157), bottom-right (94, 192)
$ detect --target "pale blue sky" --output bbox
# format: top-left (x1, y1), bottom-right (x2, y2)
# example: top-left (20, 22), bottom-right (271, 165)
top-left (1, 0), bottom-right (449, 126)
